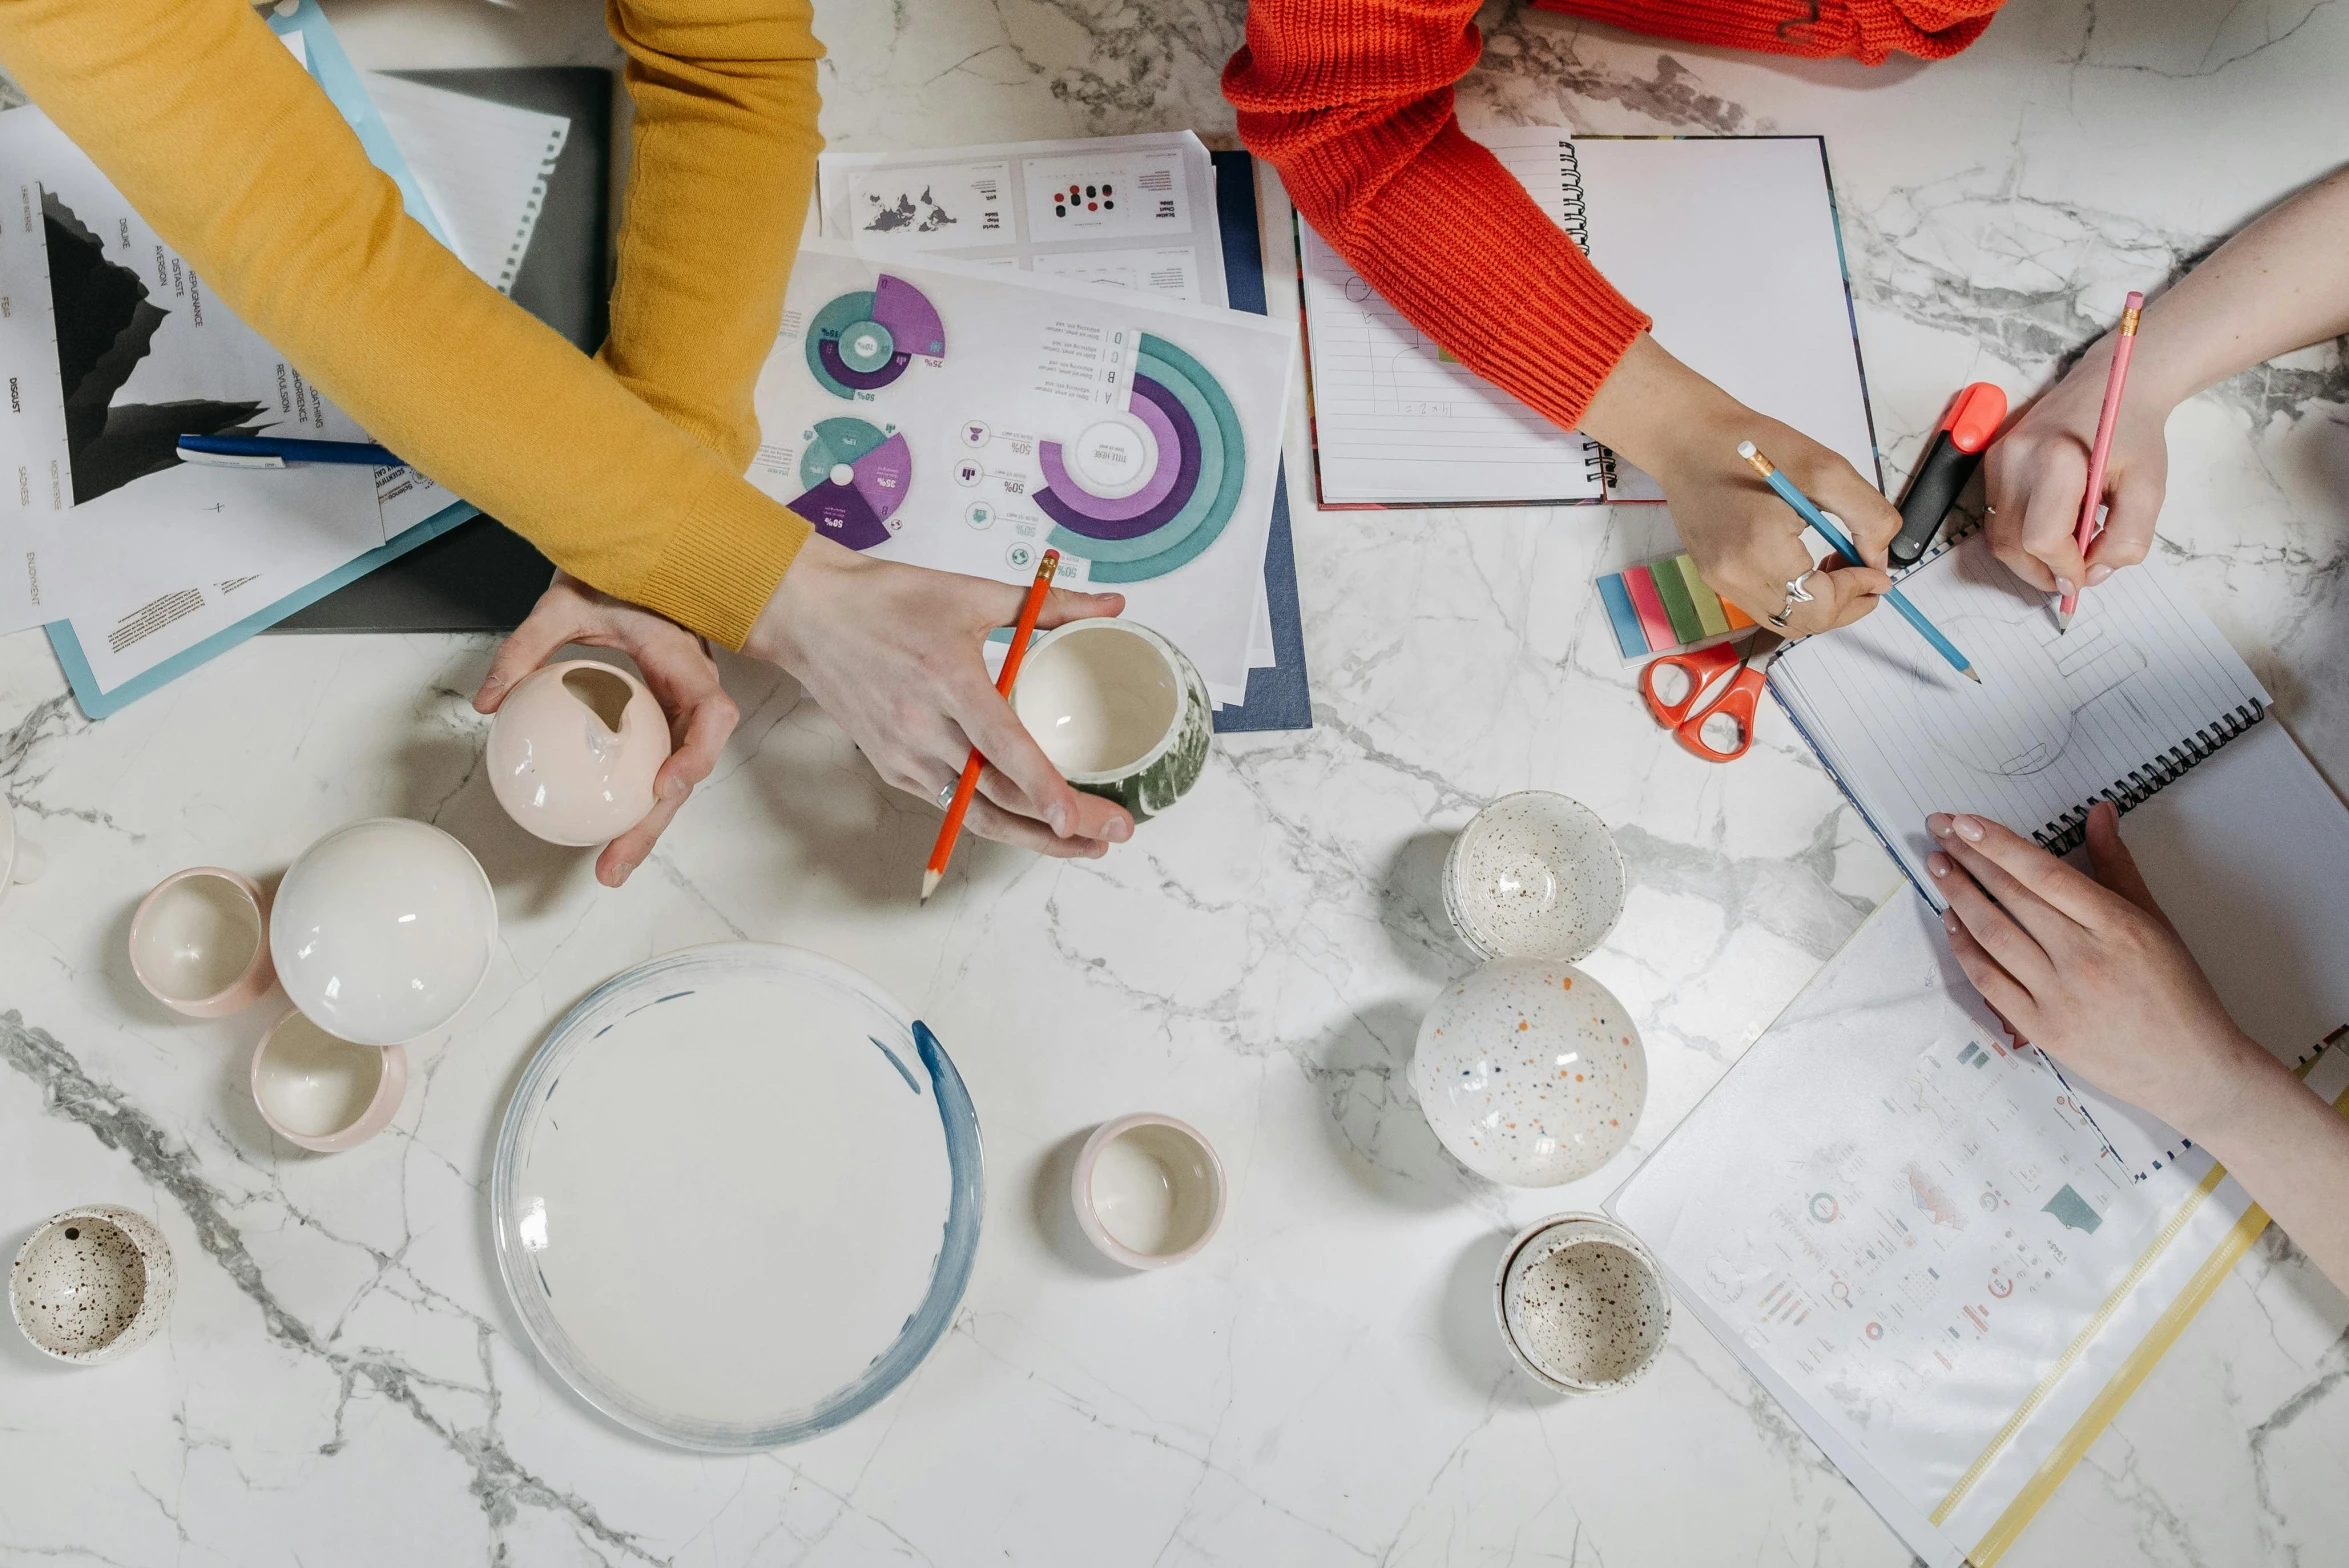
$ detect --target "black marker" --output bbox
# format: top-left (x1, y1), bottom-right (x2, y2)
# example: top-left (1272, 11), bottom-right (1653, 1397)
top-left (1888, 382), bottom-right (2007, 568)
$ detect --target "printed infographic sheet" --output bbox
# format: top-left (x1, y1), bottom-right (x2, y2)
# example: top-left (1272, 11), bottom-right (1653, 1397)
top-left (1611, 892), bottom-right (2278, 1563)
top-left (818, 133), bottom-right (1225, 309)
top-left (750, 245), bottom-right (1293, 704)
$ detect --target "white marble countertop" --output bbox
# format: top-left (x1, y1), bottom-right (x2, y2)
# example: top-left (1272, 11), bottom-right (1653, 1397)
top-left (4, 0), bottom-right (2348, 1562)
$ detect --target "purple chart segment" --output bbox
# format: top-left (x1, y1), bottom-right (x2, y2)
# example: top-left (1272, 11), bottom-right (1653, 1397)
top-left (872, 275), bottom-right (947, 359)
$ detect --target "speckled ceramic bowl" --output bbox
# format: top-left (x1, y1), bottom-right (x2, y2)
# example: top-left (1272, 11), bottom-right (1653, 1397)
top-left (1409, 956), bottom-right (1646, 1186)
top-left (1442, 792), bottom-right (1625, 962)
top-left (9, 1205), bottom-right (176, 1364)
top-left (1495, 1213), bottom-right (1670, 1395)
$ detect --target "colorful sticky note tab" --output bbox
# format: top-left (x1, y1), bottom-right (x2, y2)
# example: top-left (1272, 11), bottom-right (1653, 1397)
top-left (1597, 573), bottom-right (1647, 658)
top-left (1672, 556), bottom-right (1731, 638)
top-left (1721, 596), bottom-right (1756, 630)
top-left (1648, 558), bottom-right (1705, 645)
top-left (1622, 566), bottom-right (1678, 654)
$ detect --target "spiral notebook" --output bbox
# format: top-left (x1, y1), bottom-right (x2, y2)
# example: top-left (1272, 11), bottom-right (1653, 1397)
top-left (1293, 130), bottom-right (1880, 508)
top-left (1768, 531), bottom-right (2270, 905)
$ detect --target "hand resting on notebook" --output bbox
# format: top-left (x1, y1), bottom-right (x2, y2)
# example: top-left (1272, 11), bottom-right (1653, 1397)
top-left (1926, 802), bottom-right (2349, 1292)
top-left (1581, 335), bottom-right (1898, 635)
top-left (1985, 165), bottom-right (2349, 595)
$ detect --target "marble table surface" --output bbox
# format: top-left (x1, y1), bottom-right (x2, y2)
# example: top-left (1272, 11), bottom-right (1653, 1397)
top-left (4, 0), bottom-right (2348, 1562)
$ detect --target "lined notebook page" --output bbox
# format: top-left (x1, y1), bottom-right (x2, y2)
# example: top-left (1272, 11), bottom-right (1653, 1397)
top-left (368, 74), bottom-right (569, 294)
top-left (1295, 127), bottom-right (1607, 506)
top-left (1771, 534), bottom-right (2268, 897)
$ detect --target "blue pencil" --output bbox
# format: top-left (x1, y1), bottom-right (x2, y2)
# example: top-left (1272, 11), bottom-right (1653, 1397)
top-left (1737, 441), bottom-right (1980, 684)
top-left (176, 434), bottom-right (402, 468)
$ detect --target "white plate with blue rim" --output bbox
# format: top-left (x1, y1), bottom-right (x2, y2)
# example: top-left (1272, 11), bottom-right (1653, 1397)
top-left (490, 943), bottom-right (982, 1450)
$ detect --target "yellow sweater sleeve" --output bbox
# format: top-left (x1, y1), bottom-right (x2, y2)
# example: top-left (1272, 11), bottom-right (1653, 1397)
top-left (0, 0), bottom-right (820, 650)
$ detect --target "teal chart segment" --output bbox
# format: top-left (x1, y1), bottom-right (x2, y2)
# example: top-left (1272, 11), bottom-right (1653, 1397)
top-left (1035, 333), bottom-right (1247, 583)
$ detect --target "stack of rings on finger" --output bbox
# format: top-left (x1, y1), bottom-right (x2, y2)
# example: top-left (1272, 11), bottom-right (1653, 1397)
top-left (937, 781), bottom-right (958, 811)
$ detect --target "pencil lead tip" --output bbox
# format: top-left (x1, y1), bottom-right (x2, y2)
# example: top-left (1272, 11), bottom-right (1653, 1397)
top-left (2055, 609), bottom-right (2073, 635)
top-left (920, 868), bottom-right (942, 904)
top-left (1964, 665), bottom-right (1983, 685)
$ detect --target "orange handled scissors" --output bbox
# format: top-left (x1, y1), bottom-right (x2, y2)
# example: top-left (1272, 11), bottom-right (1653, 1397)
top-left (1639, 631), bottom-right (1786, 763)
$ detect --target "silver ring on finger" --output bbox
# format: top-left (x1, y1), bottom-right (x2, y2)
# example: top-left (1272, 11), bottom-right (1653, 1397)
top-left (937, 779), bottom-right (959, 811)
top-left (1765, 567), bottom-right (1823, 631)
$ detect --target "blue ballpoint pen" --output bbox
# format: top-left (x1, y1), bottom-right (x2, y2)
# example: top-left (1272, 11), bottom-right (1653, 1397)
top-left (175, 434), bottom-right (402, 469)
top-left (1737, 440), bottom-right (1981, 684)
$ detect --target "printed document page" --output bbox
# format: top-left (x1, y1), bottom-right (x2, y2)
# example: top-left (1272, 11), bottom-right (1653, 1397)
top-left (750, 245), bottom-right (1293, 705)
top-left (819, 133), bottom-right (1226, 308)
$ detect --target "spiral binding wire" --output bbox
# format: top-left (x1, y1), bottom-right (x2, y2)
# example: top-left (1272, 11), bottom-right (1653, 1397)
top-left (1557, 138), bottom-right (1614, 487)
top-left (496, 122), bottom-right (571, 295)
top-left (2032, 699), bottom-right (2267, 854)
top-left (1557, 139), bottom-right (1590, 255)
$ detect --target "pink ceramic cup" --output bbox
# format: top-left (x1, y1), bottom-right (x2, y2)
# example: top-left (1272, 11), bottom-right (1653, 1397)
top-left (128, 867), bottom-right (275, 1017)
top-left (1071, 1113), bottom-right (1227, 1269)
top-left (249, 1010), bottom-right (408, 1154)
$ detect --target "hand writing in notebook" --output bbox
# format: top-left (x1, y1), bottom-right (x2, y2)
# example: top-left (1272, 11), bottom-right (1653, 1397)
top-left (1581, 336), bottom-right (1897, 635)
top-left (1926, 803), bottom-right (2349, 1292)
top-left (1985, 166), bottom-right (2349, 596)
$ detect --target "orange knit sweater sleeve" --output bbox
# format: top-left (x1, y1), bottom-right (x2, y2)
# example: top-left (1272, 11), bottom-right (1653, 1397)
top-left (1224, 0), bottom-right (2002, 434)
top-left (0, 0), bottom-right (821, 651)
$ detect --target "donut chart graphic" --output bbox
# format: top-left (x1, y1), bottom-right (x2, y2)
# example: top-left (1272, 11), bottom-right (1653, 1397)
top-left (806, 275), bottom-right (947, 400)
top-left (787, 417), bottom-right (912, 550)
top-left (1035, 333), bottom-right (1245, 583)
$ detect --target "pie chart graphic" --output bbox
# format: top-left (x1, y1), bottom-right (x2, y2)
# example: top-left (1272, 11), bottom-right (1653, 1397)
top-left (1035, 334), bottom-right (1245, 583)
top-left (788, 417), bottom-right (912, 550)
top-left (806, 276), bottom-right (947, 401)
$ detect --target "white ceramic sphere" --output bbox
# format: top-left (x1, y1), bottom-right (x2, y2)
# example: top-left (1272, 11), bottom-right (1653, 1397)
top-left (1410, 957), bottom-right (1646, 1187)
top-left (271, 819), bottom-right (498, 1046)
top-left (487, 660), bottom-right (672, 847)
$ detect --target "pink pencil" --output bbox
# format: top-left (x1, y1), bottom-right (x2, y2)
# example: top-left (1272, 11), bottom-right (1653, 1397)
top-left (2057, 291), bottom-right (2144, 633)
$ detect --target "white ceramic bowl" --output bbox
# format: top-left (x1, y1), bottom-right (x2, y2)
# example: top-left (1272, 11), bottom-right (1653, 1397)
top-left (1494, 1213), bottom-right (1670, 1394)
top-left (487, 659), bottom-right (673, 847)
top-left (9, 1205), bottom-right (176, 1364)
top-left (1011, 620), bottom-right (1213, 823)
top-left (1071, 1113), bottom-right (1226, 1268)
top-left (250, 1010), bottom-right (408, 1153)
top-left (1442, 791), bottom-right (1626, 962)
top-left (1410, 956), bottom-right (1646, 1187)
top-left (128, 867), bottom-right (275, 1016)
top-left (270, 818), bottom-right (498, 1046)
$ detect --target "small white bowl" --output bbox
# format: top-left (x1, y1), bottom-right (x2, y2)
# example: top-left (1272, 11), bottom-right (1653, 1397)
top-left (271, 818), bottom-right (497, 1046)
top-left (1442, 791), bottom-right (1626, 962)
top-left (250, 1010), bottom-right (408, 1153)
top-left (9, 1205), bottom-right (176, 1364)
top-left (486, 659), bottom-right (673, 847)
top-left (1494, 1213), bottom-right (1670, 1395)
top-left (128, 867), bottom-right (275, 1017)
top-left (1071, 1114), bottom-right (1226, 1268)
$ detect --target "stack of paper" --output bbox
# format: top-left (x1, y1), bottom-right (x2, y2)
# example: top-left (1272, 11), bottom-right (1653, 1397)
top-left (0, 47), bottom-right (569, 712)
top-left (813, 133), bottom-right (1292, 706)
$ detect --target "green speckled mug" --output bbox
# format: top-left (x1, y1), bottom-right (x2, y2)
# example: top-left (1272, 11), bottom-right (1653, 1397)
top-left (1011, 619), bottom-right (1212, 823)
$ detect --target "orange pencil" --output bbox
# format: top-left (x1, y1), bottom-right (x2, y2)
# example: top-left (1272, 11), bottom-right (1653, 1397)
top-left (2057, 291), bottom-right (2143, 633)
top-left (922, 549), bottom-right (1060, 904)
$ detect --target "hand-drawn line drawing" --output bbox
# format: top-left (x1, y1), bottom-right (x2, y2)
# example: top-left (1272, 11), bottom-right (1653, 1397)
top-left (1939, 612), bottom-right (2149, 777)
